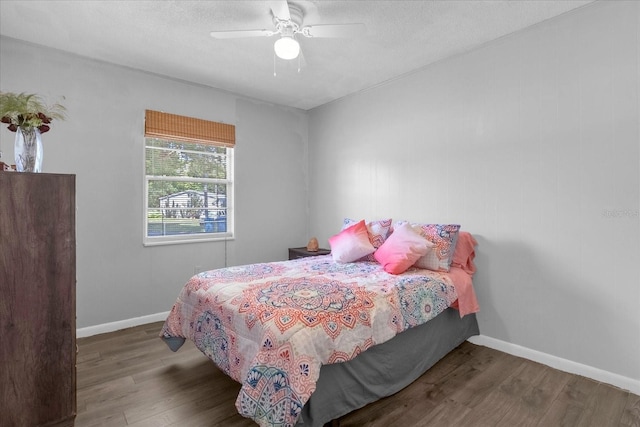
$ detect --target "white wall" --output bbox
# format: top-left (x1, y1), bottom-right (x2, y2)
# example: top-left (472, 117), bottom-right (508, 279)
top-left (0, 37), bottom-right (309, 329)
top-left (308, 1), bottom-right (639, 385)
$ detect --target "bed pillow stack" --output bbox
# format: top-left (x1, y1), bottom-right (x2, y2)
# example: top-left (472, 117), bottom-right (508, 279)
top-left (328, 217), bottom-right (464, 275)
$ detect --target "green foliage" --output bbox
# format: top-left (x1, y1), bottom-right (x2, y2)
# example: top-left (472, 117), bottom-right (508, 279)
top-left (145, 138), bottom-right (229, 211)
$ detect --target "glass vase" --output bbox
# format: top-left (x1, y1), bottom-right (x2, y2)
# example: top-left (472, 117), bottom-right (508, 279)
top-left (14, 127), bottom-right (43, 172)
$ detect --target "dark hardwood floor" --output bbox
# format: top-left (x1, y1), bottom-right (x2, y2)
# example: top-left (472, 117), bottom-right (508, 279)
top-left (76, 322), bottom-right (640, 427)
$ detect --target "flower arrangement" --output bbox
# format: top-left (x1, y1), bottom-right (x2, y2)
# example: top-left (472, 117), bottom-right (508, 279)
top-left (0, 91), bottom-right (66, 133)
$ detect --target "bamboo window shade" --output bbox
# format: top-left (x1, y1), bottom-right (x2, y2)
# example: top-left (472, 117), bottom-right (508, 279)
top-left (145, 110), bottom-right (235, 147)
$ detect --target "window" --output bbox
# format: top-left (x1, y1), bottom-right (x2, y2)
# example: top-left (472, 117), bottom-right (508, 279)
top-left (143, 110), bottom-right (234, 245)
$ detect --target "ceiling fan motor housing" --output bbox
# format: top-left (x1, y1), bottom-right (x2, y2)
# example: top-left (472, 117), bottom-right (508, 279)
top-left (273, 3), bottom-right (304, 36)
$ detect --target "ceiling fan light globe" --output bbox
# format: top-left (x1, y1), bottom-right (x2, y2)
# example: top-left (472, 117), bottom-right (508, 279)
top-left (274, 36), bottom-right (300, 60)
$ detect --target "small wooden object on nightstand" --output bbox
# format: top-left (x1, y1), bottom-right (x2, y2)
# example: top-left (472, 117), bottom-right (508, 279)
top-left (288, 247), bottom-right (331, 260)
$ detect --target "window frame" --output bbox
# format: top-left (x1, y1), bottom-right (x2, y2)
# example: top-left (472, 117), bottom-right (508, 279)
top-left (142, 111), bottom-right (235, 247)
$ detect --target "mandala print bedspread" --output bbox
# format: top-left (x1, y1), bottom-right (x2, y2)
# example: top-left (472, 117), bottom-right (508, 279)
top-left (160, 255), bottom-right (458, 427)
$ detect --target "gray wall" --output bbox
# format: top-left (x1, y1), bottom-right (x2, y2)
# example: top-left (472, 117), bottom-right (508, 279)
top-left (0, 37), bottom-right (310, 329)
top-left (308, 1), bottom-right (639, 382)
top-left (1, 0), bottom-right (637, 390)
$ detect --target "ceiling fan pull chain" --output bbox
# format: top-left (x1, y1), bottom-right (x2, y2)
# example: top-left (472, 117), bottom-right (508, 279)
top-left (273, 52), bottom-right (277, 77)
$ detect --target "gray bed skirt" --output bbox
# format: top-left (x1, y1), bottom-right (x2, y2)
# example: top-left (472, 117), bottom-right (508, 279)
top-left (296, 308), bottom-right (480, 426)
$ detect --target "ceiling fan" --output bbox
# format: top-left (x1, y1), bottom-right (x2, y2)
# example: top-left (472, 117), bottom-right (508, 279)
top-left (209, 1), bottom-right (365, 61)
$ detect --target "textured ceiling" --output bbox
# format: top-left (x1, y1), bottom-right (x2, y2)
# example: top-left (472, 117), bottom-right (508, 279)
top-left (0, 0), bottom-right (595, 110)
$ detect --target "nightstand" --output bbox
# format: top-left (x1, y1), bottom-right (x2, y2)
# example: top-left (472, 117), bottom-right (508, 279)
top-left (288, 247), bottom-right (331, 260)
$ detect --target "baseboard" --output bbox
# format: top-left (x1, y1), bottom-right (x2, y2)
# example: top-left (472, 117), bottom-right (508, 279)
top-left (468, 335), bottom-right (640, 395)
top-left (76, 311), bottom-right (170, 339)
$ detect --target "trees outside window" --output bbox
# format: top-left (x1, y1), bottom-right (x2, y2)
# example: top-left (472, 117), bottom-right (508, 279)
top-left (144, 137), bottom-right (233, 244)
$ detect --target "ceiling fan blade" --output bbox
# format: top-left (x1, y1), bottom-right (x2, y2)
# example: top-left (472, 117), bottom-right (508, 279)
top-left (302, 23), bottom-right (365, 38)
top-left (268, 0), bottom-right (290, 21)
top-left (210, 29), bottom-right (274, 39)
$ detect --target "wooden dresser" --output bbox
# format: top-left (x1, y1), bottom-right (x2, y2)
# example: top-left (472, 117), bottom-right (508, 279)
top-left (0, 173), bottom-right (76, 426)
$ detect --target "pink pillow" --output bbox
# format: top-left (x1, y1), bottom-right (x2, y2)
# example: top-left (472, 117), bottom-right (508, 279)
top-left (374, 222), bottom-right (433, 274)
top-left (342, 218), bottom-right (393, 261)
top-left (329, 220), bottom-right (376, 263)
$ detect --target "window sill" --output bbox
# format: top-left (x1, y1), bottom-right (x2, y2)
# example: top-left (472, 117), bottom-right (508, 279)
top-left (143, 234), bottom-right (234, 247)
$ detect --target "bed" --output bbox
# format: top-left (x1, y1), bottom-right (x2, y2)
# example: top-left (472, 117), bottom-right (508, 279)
top-left (160, 222), bottom-right (480, 427)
